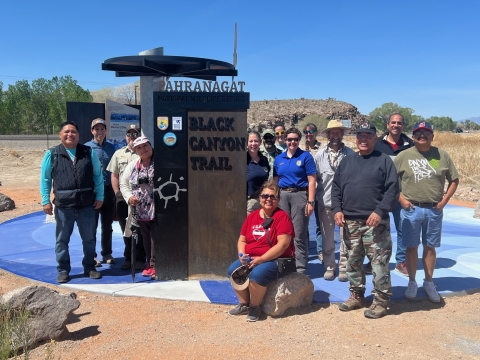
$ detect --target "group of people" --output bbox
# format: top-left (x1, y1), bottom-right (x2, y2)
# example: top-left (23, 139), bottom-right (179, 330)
top-left (229, 114), bottom-right (459, 321)
top-left (40, 120), bottom-right (156, 283)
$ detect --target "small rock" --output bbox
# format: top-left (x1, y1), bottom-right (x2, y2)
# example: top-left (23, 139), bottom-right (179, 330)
top-left (0, 192), bottom-right (15, 212)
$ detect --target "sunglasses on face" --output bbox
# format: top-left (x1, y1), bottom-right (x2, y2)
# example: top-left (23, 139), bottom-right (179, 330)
top-left (286, 137), bottom-right (299, 142)
top-left (127, 132), bottom-right (139, 138)
top-left (303, 129), bottom-right (316, 135)
top-left (356, 133), bottom-right (374, 139)
top-left (263, 135), bottom-right (274, 140)
top-left (260, 194), bottom-right (278, 200)
top-left (275, 130), bottom-right (285, 136)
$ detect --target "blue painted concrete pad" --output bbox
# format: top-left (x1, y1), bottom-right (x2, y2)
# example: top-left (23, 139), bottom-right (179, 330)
top-left (0, 205), bottom-right (479, 304)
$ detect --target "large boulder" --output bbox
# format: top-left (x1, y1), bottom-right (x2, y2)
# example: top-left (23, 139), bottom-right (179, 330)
top-left (262, 272), bottom-right (314, 317)
top-left (0, 286), bottom-right (80, 351)
top-left (474, 199), bottom-right (480, 219)
top-left (0, 193), bottom-right (15, 212)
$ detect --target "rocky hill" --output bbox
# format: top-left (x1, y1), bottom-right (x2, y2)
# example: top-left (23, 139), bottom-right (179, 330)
top-left (247, 98), bottom-right (368, 131)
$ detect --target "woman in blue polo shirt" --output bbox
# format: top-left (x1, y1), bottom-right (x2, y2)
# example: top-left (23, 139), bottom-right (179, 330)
top-left (246, 131), bottom-right (270, 215)
top-left (273, 127), bottom-right (317, 273)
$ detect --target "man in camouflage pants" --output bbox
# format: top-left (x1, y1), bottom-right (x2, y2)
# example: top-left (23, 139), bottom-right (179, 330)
top-left (331, 122), bottom-right (399, 319)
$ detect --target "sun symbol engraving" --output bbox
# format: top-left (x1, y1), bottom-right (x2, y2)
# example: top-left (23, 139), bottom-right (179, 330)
top-left (155, 174), bottom-right (187, 209)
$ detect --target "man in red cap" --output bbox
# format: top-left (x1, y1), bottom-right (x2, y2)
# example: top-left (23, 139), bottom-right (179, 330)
top-left (394, 121), bottom-right (459, 303)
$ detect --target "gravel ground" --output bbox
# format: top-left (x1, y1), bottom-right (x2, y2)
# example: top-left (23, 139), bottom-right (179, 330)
top-left (1, 140), bottom-right (480, 359)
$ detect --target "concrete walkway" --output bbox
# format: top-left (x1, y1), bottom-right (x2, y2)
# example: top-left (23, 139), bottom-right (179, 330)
top-left (0, 204), bottom-right (479, 304)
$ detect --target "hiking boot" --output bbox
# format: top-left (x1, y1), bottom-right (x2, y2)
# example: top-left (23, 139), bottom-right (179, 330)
top-left (364, 261), bottom-right (372, 275)
top-left (395, 262), bottom-right (408, 277)
top-left (142, 265), bottom-right (154, 277)
top-left (94, 257), bottom-right (102, 267)
top-left (405, 280), bottom-right (418, 300)
top-left (246, 306), bottom-right (262, 322)
top-left (324, 269), bottom-right (335, 281)
top-left (84, 269), bottom-right (102, 279)
top-left (364, 301), bottom-right (388, 319)
top-left (339, 292), bottom-right (366, 311)
top-left (338, 271), bottom-right (348, 282)
top-left (423, 281), bottom-right (441, 303)
top-left (136, 261), bottom-right (146, 270)
top-left (103, 254), bottom-right (115, 264)
top-left (229, 303), bottom-right (249, 316)
top-left (120, 261), bottom-right (131, 270)
top-left (57, 272), bottom-right (70, 283)
top-left (318, 252), bottom-right (323, 263)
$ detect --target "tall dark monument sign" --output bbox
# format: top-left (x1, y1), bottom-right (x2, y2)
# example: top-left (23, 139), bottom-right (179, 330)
top-left (102, 48), bottom-right (245, 280)
top-left (153, 92), bottom-right (249, 280)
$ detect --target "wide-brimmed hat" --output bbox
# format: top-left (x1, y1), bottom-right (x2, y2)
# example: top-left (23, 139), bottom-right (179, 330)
top-left (133, 136), bottom-right (150, 148)
top-left (320, 120), bottom-right (351, 137)
top-left (229, 265), bottom-right (252, 290)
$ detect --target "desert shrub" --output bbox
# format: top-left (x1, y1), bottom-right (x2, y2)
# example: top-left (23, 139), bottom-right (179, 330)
top-left (0, 304), bottom-right (33, 359)
top-left (297, 114), bottom-right (330, 133)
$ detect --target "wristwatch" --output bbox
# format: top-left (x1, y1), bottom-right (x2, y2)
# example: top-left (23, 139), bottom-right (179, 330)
top-left (307, 200), bottom-right (315, 206)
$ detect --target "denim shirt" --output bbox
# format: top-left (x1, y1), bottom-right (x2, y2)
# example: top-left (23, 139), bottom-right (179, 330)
top-left (84, 139), bottom-right (116, 186)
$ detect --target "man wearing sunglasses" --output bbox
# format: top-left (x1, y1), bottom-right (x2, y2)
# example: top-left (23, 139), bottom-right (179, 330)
top-left (372, 113), bottom-right (414, 277)
top-left (332, 121), bottom-right (399, 318)
top-left (274, 124), bottom-right (287, 150)
top-left (106, 124), bottom-right (146, 270)
top-left (394, 122), bottom-right (459, 303)
top-left (260, 129), bottom-right (283, 179)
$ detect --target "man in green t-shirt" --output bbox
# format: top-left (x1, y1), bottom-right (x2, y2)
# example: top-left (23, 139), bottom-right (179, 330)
top-left (394, 121), bottom-right (459, 303)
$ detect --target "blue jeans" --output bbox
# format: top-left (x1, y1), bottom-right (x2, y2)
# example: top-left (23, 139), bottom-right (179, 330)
top-left (392, 202), bottom-right (405, 264)
top-left (228, 259), bottom-right (279, 287)
top-left (401, 206), bottom-right (443, 248)
top-left (314, 201), bottom-right (323, 253)
top-left (55, 206), bottom-right (97, 274)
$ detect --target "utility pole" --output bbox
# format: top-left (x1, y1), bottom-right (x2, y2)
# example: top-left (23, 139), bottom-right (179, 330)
top-left (134, 85), bottom-right (138, 105)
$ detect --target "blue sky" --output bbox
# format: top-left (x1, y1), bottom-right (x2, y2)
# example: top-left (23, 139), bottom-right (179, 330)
top-left (1, 0), bottom-right (479, 120)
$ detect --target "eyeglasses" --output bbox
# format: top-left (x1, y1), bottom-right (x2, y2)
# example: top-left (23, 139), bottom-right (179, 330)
top-left (127, 132), bottom-right (139, 138)
top-left (414, 130), bottom-right (433, 136)
top-left (263, 135), bottom-right (274, 140)
top-left (286, 138), bottom-right (300, 142)
top-left (260, 194), bottom-right (278, 200)
top-left (275, 130), bottom-right (285, 136)
top-left (303, 129), bottom-right (316, 135)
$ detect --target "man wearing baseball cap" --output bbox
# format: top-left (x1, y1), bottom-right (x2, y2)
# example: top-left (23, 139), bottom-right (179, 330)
top-left (106, 124), bottom-right (146, 270)
top-left (332, 121), bottom-right (399, 318)
top-left (394, 122), bottom-right (459, 303)
top-left (260, 129), bottom-right (283, 180)
top-left (85, 119), bottom-right (117, 266)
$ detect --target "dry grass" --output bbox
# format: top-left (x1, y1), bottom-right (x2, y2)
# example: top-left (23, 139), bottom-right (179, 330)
top-left (433, 132), bottom-right (480, 185)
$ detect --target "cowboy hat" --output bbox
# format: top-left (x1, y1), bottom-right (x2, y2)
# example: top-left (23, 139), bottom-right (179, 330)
top-left (320, 120), bottom-right (351, 137)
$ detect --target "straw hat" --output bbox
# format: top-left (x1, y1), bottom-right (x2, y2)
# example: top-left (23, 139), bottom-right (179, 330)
top-left (320, 120), bottom-right (351, 137)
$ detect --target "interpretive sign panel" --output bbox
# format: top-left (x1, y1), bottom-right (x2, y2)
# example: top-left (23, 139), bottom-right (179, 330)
top-left (153, 92), bottom-right (249, 280)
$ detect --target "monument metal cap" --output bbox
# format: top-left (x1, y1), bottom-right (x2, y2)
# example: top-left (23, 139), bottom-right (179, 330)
top-left (102, 47), bottom-right (237, 81)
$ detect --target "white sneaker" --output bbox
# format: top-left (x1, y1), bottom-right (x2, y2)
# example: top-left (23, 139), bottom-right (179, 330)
top-left (423, 281), bottom-right (441, 303)
top-left (405, 280), bottom-right (418, 300)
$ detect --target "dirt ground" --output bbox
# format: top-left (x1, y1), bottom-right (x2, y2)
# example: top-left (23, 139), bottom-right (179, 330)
top-left (1, 142), bottom-right (480, 359)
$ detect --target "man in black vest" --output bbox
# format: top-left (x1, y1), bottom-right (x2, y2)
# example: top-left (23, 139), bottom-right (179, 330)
top-left (40, 121), bottom-right (104, 283)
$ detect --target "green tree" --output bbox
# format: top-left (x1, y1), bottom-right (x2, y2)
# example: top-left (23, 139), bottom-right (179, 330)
top-left (368, 102), bottom-right (423, 132)
top-left (425, 116), bottom-right (456, 131)
top-left (3, 80), bottom-right (32, 134)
